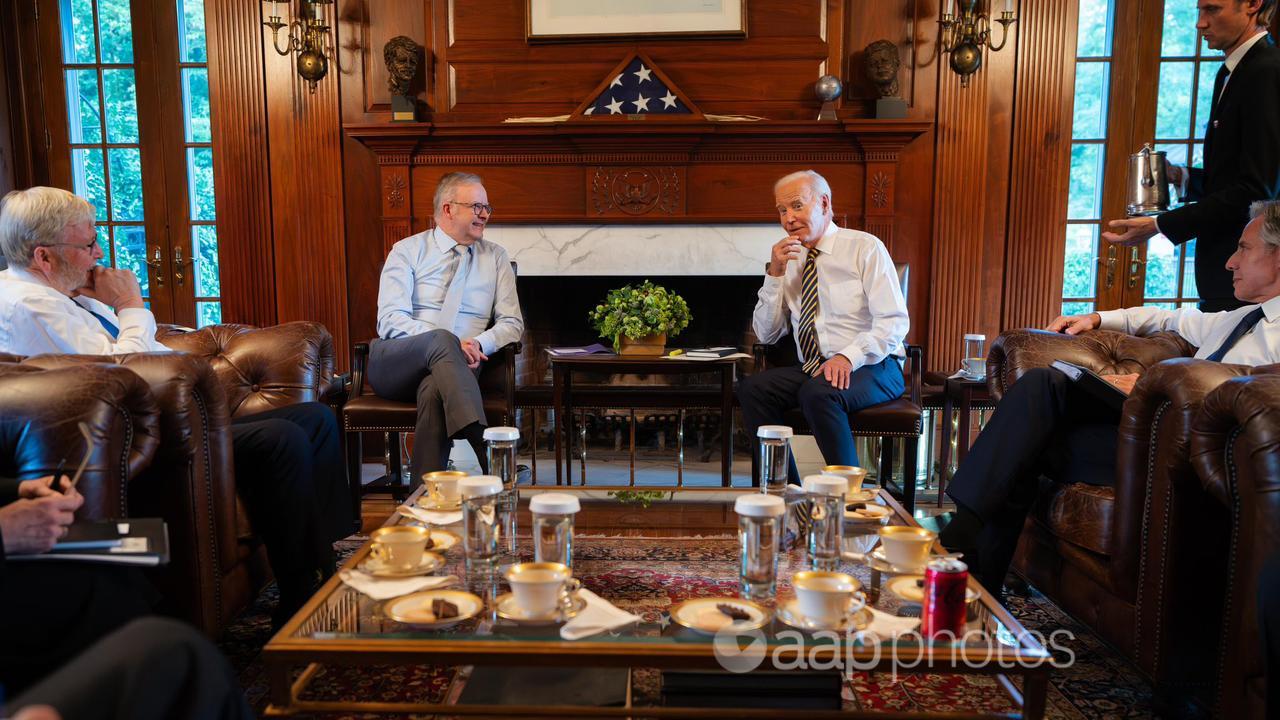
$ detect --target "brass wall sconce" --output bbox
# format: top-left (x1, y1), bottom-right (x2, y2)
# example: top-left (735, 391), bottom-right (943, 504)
top-left (939, 0), bottom-right (1018, 88)
top-left (262, 0), bottom-right (336, 93)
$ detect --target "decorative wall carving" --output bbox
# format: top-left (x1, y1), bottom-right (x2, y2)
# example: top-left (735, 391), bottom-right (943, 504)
top-left (590, 167), bottom-right (682, 216)
top-left (384, 174), bottom-right (407, 209)
top-left (870, 171), bottom-right (891, 208)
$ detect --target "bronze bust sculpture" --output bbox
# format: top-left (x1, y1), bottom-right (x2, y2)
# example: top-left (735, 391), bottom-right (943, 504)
top-left (384, 35), bottom-right (422, 120)
top-left (864, 39), bottom-right (901, 99)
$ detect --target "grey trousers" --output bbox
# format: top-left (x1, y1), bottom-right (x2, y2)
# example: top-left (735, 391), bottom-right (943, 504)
top-left (367, 329), bottom-right (485, 478)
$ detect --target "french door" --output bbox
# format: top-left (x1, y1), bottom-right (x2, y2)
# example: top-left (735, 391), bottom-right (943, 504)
top-left (1062, 0), bottom-right (1229, 314)
top-left (35, 0), bottom-right (221, 327)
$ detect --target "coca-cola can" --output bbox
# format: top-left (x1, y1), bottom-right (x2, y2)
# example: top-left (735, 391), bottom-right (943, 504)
top-left (921, 557), bottom-right (969, 641)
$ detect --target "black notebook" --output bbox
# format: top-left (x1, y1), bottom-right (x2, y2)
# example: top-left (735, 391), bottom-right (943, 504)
top-left (1051, 360), bottom-right (1129, 413)
top-left (10, 518), bottom-right (169, 566)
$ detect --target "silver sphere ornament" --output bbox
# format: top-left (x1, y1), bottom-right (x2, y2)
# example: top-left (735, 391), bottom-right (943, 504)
top-left (814, 75), bottom-right (843, 102)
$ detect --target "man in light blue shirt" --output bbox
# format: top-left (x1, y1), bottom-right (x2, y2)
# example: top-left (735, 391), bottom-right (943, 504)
top-left (368, 172), bottom-right (524, 478)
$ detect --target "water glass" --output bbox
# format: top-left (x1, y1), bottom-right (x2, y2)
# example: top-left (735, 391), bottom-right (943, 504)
top-left (460, 476), bottom-right (503, 572)
top-left (485, 427), bottom-right (521, 555)
top-left (530, 493), bottom-right (580, 568)
top-left (757, 425), bottom-right (793, 495)
top-left (803, 474), bottom-right (846, 571)
top-left (735, 493), bottom-right (785, 601)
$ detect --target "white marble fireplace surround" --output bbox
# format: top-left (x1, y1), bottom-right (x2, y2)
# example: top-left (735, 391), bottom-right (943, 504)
top-left (482, 224), bottom-right (779, 276)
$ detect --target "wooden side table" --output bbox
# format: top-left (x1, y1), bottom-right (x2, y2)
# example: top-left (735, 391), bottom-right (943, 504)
top-left (937, 375), bottom-right (997, 506)
top-left (549, 354), bottom-right (737, 486)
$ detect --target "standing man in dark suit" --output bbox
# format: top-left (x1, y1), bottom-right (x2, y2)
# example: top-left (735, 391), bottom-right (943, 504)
top-left (1104, 0), bottom-right (1280, 312)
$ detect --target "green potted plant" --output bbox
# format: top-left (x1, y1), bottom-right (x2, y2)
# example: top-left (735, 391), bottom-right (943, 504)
top-left (588, 280), bottom-right (691, 355)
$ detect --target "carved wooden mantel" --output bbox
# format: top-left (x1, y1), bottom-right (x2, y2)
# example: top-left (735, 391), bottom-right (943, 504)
top-left (345, 120), bottom-right (930, 253)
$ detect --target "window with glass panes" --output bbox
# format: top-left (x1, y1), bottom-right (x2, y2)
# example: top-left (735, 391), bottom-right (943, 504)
top-left (178, 0), bottom-right (220, 326)
top-left (59, 0), bottom-right (150, 298)
top-left (1147, 0), bottom-right (1210, 309)
top-left (1062, 0), bottom-right (1115, 316)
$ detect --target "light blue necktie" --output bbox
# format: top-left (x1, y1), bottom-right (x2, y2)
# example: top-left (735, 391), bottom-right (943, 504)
top-left (436, 244), bottom-right (472, 334)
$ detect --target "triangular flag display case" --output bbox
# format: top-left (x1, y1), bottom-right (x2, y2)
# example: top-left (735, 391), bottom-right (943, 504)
top-left (570, 51), bottom-right (704, 121)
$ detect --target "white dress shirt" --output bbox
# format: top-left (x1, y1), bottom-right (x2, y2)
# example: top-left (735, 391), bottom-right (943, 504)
top-left (752, 221), bottom-right (909, 371)
top-left (375, 228), bottom-right (524, 355)
top-left (1098, 293), bottom-right (1280, 366)
top-left (0, 266), bottom-right (167, 356)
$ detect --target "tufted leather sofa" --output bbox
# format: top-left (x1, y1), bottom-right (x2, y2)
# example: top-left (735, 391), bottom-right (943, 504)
top-left (0, 321), bottom-right (339, 637)
top-left (986, 327), bottom-right (1264, 700)
top-left (1191, 372), bottom-right (1280, 718)
top-left (0, 362), bottom-right (160, 519)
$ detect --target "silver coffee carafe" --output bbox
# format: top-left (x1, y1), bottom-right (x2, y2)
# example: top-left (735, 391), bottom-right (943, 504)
top-left (1126, 144), bottom-right (1170, 217)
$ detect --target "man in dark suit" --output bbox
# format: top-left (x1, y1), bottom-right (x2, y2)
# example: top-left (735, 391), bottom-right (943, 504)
top-left (1104, 0), bottom-right (1280, 312)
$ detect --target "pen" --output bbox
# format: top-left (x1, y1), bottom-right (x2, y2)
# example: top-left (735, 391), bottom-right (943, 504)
top-left (50, 458), bottom-right (67, 494)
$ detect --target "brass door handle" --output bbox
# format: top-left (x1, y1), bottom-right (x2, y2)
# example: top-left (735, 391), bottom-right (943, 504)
top-left (144, 247), bottom-right (165, 287)
top-left (1098, 246), bottom-right (1118, 289)
top-left (1127, 247), bottom-right (1146, 289)
top-left (173, 246), bottom-right (192, 286)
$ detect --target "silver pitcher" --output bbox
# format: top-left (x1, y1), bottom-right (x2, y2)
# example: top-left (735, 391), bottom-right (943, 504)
top-left (1126, 144), bottom-right (1169, 217)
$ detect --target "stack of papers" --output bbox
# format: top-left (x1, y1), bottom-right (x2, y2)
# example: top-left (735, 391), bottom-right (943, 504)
top-left (665, 347), bottom-right (751, 361)
top-left (546, 343), bottom-right (611, 357)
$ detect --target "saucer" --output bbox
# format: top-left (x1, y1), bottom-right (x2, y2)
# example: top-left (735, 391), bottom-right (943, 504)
top-left (417, 497), bottom-right (462, 512)
top-left (357, 551), bottom-right (444, 578)
top-left (885, 575), bottom-right (980, 605)
top-left (844, 503), bottom-right (892, 523)
top-left (426, 529), bottom-right (460, 552)
top-left (864, 547), bottom-right (929, 574)
top-left (845, 489), bottom-right (877, 504)
top-left (493, 592), bottom-right (587, 624)
top-left (667, 597), bottom-right (771, 635)
top-left (383, 589), bottom-right (482, 628)
top-left (776, 599), bottom-right (872, 633)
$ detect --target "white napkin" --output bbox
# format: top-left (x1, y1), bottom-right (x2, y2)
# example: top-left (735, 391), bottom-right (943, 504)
top-left (398, 505), bottom-right (463, 526)
top-left (860, 606), bottom-right (921, 641)
top-left (338, 570), bottom-right (456, 601)
top-left (560, 588), bottom-right (641, 641)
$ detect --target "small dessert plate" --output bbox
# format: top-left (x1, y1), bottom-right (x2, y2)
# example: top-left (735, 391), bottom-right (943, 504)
top-left (383, 589), bottom-right (482, 628)
top-left (845, 489), bottom-right (877, 504)
top-left (776, 600), bottom-right (873, 633)
top-left (426, 529), bottom-right (460, 552)
top-left (357, 551), bottom-right (444, 578)
top-left (493, 592), bottom-right (587, 624)
top-left (667, 598), bottom-right (771, 635)
top-left (844, 503), bottom-right (892, 523)
top-left (885, 575), bottom-right (981, 605)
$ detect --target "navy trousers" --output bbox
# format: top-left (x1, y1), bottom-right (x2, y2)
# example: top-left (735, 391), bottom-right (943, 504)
top-left (737, 357), bottom-right (904, 483)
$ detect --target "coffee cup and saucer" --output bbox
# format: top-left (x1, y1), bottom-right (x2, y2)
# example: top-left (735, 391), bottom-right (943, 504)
top-left (959, 357), bottom-right (986, 381)
top-left (495, 562), bottom-right (584, 624)
top-left (777, 571), bottom-right (872, 632)
top-left (357, 526), bottom-right (444, 577)
top-left (417, 470), bottom-right (466, 511)
top-left (864, 526), bottom-right (937, 574)
top-left (668, 598), bottom-right (770, 635)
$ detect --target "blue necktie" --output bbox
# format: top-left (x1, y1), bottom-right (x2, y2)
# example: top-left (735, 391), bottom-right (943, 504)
top-left (1204, 307), bottom-right (1265, 362)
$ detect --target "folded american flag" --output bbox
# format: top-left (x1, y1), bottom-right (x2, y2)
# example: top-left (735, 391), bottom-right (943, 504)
top-left (584, 57), bottom-right (691, 116)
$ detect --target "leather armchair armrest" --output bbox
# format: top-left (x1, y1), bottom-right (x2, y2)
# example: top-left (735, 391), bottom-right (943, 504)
top-left (158, 321), bottom-right (335, 418)
top-left (1192, 372), bottom-right (1280, 506)
top-left (0, 363), bottom-right (160, 520)
top-left (987, 329), bottom-right (1196, 402)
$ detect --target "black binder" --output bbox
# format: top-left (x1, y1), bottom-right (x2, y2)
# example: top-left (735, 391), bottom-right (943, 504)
top-left (1050, 360), bottom-right (1129, 413)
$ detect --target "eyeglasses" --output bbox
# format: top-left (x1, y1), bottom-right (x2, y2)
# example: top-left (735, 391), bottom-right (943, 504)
top-left (39, 239), bottom-right (100, 252)
top-left (444, 201), bottom-right (494, 216)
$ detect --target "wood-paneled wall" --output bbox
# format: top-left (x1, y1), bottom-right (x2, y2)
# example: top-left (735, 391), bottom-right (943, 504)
top-left (203, 0), bottom-right (1071, 373)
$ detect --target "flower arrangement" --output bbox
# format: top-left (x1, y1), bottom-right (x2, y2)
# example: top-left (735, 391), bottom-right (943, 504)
top-left (588, 280), bottom-right (691, 353)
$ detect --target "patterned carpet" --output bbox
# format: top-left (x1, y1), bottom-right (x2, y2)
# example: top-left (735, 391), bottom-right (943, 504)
top-left (220, 535), bottom-right (1158, 718)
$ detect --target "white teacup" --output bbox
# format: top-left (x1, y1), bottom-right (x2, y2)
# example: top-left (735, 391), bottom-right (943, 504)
top-left (504, 562), bottom-right (581, 618)
top-left (422, 470), bottom-right (466, 507)
top-left (961, 357), bottom-right (985, 378)
top-left (878, 526), bottom-right (936, 569)
top-left (822, 465), bottom-right (867, 495)
top-left (793, 571), bottom-right (865, 626)
top-left (369, 525), bottom-right (431, 570)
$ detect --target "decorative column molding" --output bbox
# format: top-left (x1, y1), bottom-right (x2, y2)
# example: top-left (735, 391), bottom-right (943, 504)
top-left (205, 0), bottom-right (276, 327)
top-left (855, 138), bottom-right (905, 254)
top-left (1002, 0), bottom-right (1078, 329)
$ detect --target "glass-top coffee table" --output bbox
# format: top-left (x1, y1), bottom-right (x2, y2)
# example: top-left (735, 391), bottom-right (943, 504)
top-left (264, 487), bottom-right (1051, 717)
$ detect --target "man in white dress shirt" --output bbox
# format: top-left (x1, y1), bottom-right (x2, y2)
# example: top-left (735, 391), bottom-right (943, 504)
top-left (941, 199), bottom-right (1280, 597)
top-left (737, 170), bottom-right (910, 483)
top-left (369, 172), bottom-right (523, 479)
top-left (0, 186), bottom-right (351, 626)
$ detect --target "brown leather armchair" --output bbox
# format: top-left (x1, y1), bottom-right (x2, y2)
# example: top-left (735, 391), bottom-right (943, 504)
top-left (988, 328), bottom-right (1264, 702)
top-left (0, 362), bottom-right (160, 520)
top-left (3, 321), bottom-right (339, 637)
top-left (1191, 372), bottom-right (1280, 719)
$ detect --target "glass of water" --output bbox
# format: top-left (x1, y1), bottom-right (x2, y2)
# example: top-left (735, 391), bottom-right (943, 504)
top-left (484, 427), bottom-right (521, 556)
top-left (757, 425), bottom-right (793, 495)
top-left (802, 474), bottom-right (845, 571)
top-left (735, 493), bottom-right (785, 601)
top-left (529, 492), bottom-right (580, 568)
top-left (460, 476), bottom-right (504, 572)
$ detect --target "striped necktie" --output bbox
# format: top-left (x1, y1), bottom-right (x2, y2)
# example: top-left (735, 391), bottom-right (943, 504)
top-left (1204, 306), bottom-right (1265, 362)
top-left (798, 248), bottom-right (822, 375)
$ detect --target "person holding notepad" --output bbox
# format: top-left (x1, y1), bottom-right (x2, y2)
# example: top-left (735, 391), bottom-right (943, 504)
top-left (940, 200), bottom-right (1280, 599)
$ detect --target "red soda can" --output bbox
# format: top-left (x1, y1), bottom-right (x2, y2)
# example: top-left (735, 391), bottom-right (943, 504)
top-left (921, 558), bottom-right (969, 640)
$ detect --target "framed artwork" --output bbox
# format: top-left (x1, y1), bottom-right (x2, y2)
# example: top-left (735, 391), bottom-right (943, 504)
top-left (527, 0), bottom-right (747, 41)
